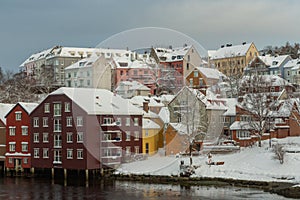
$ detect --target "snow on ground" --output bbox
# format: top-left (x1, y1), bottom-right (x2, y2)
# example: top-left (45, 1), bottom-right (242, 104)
top-left (116, 137), bottom-right (300, 183)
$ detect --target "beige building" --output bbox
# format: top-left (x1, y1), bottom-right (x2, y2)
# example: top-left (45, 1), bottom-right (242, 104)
top-left (209, 42), bottom-right (259, 76)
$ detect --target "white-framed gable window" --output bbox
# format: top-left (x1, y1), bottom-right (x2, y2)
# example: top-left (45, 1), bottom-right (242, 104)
top-left (53, 103), bottom-right (62, 116)
top-left (77, 132), bottom-right (83, 143)
top-left (77, 149), bottom-right (83, 159)
top-left (15, 111), bottom-right (22, 121)
top-left (44, 103), bottom-right (50, 113)
top-left (67, 132), bottom-right (73, 143)
top-left (66, 117), bottom-right (72, 127)
top-left (67, 149), bottom-right (73, 159)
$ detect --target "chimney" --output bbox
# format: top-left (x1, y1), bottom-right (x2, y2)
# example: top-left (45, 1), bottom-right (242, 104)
top-left (242, 42), bottom-right (246, 45)
top-left (221, 45), bottom-right (225, 48)
top-left (143, 101), bottom-right (149, 113)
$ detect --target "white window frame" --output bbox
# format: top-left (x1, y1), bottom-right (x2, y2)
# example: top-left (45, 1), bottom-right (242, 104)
top-left (65, 102), bottom-right (71, 112)
top-left (126, 131), bottom-right (131, 141)
top-left (54, 119), bottom-right (61, 132)
top-left (126, 118), bottom-right (130, 126)
top-left (43, 132), bottom-right (49, 143)
top-left (33, 117), bottom-right (39, 127)
top-left (134, 118), bottom-right (139, 126)
top-left (22, 126), bottom-right (28, 136)
top-left (67, 132), bottom-right (73, 143)
top-left (9, 142), bottom-right (16, 152)
top-left (9, 126), bottom-right (16, 136)
top-left (44, 103), bottom-right (50, 113)
top-left (53, 103), bottom-right (62, 117)
top-left (66, 117), bottom-right (72, 127)
top-left (43, 148), bottom-right (49, 158)
top-left (21, 143), bottom-right (28, 152)
top-left (43, 117), bottom-right (48, 127)
top-left (33, 133), bottom-right (39, 143)
top-left (77, 149), bottom-right (83, 159)
top-left (77, 116), bottom-right (83, 127)
top-left (134, 131), bottom-right (139, 141)
top-left (34, 148), bottom-right (39, 158)
top-left (15, 111), bottom-right (22, 121)
top-left (77, 132), bottom-right (83, 143)
top-left (67, 149), bottom-right (73, 159)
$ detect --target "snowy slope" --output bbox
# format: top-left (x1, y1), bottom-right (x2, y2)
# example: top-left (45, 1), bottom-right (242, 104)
top-left (116, 137), bottom-right (300, 183)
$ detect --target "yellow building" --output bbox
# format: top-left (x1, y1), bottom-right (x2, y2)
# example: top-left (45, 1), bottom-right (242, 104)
top-left (142, 118), bottom-right (162, 155)
top-left (209, 42), bottom-right (259, 76)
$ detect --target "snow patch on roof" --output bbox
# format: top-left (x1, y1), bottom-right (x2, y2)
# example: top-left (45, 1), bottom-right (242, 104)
top-left (143, 119), bottom-right (160, 129)
top-left (0, 103), bottom-right (14, 124)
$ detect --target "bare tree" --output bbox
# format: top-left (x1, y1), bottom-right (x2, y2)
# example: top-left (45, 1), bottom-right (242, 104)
top-left (169, 87), bottom-right (208, 165)
top-left (239, 75), bottom-right (277, 147)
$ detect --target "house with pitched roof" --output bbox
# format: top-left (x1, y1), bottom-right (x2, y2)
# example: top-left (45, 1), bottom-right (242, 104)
top-left (209, 42), bottom-right (259, 76)
top-left (5, 102), bottom-right (38, 175)
top-left (115, 80), bottom-right (151, 99)
top-left (283, 58), bottom-right (300, 84)
top-left (30, 87), bottom-right (143, 179)
top-left (0, 103), bottom-right (14, 174)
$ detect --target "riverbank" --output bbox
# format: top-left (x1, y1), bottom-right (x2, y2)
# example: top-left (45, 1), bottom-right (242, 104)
top-left (108, 174), bottom-right (299, 198)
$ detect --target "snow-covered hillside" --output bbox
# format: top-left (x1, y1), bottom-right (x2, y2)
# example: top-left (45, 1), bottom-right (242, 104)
top-left (116, 137), bottom-right (300, 183)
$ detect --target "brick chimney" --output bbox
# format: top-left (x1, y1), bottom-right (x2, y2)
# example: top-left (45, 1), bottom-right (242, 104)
top-left (143, 101), bottom-right (149, 113)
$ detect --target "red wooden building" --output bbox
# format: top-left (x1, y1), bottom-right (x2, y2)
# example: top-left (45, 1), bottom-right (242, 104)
top-left (5, 102), bottom-right (38, 174)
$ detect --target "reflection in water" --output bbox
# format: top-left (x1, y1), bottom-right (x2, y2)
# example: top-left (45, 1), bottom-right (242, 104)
top-left (0, 177), bottom-right (290, 200)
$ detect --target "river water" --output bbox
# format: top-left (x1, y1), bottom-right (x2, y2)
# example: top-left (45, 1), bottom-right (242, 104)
top-left (0, 177), bottom-right (292, 199)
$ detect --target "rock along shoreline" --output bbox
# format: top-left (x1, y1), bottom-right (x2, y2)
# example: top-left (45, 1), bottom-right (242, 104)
top-left (107, 174), bottom-right (300, 199)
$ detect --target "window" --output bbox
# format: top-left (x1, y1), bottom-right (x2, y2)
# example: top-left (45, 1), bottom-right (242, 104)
top-left (22, 143), bottom-right (28, 152)
top-left (134, 118), bottom-right (139, 126)
top-left (9, 127), bottom-right (16, 136)
top-left (43, 117), bottom-right (48, 127)
top-left (9, 158), bottom-right (13, 164)
top-left (66, 117), bottom-right (73, 127)
top-left (15, 111), bottom-right (22, 121)
top-left (43, 133), bottom-right (49, 143)
top-left (103, 149), bottom-right (112, 157)
top-left (53, 103), bottom-right (62, 116)
top-left (103, 133), bottom-right (112, 141)
top-left (67, 149), bottom-right (73, 159)
top-left (44, 103), bottom-right (50, 113)
top-left (54, 150), bottom-right (62, 163)
top-left (9, 142), bottom-right (15, 152)
top-left (23, 158), bottom-right (28, 164)
top-left (189, 78), bottom-right (193, 86)
top-left (186, 63), bottom-right (189, 70)
top-left (126, 118), bottom-right (130, 126)
top-left (33, 118), bottom-right (39, 127)
top-left (77, 116), bottom-right (83, 126)
top-left (54, 119), bottom-right (61, 132)
top-left (77, 132), bottom-right (83, 143)
top-left (33, 133), bottom-right (39, 143)
top-left (87, 80), bottom-right (90, 86)
top-left (67, 132), bottom-right (73, 143)
top-left (237, 131), bottom-right (250, 139)
top-left (270, 87), bottom-right (275, 92)
top-left (134, 131), bottom-right (139, 141)
top-left (77, 149), bottom-right (83, 159)
top-left (43, 148), bottom-right (49, 158)
top-left (240, 115), bottom-right (251, 122)
top-left (54, 134), bottom-right (62, 148)
top-left (103, 117), bottom-right (113, 125)
top-left (126, 131), bottom-right (131, 141)
top-left (22, 126), bottom-right (28, 135)
top-left (65, 102), bottom-right (70, 112)
top-left (34, 148), bottom-right (39, 158)
top-left (135, 146), bottom-right (140, 154)
top-left (194, 70), bottom-right (198, 77)
top-left (145, 130), bottom-right (149, 137)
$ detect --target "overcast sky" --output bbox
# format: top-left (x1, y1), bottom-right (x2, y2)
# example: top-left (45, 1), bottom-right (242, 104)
top-left (1, 0), bottom-right (299, 71)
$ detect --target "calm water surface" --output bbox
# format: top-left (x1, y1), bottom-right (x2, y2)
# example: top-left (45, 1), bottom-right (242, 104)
top-left (0, 177), bottom-right (292, 200)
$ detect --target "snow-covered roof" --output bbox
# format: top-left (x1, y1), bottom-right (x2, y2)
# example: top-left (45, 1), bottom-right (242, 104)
top-left (18, 102), bottom-right (39, 114)
top-left (241, 75), bottom-right (292, 87)
top-left (116, 81), bottom-right (150, 92)
top-left (158, 107), bottom-right (170, 124)
top-left (222, 98), bottom-right (238, 116)
top-left (154, 46), bottom-right (192, 62)
top-left (130, 96), bottom-right (165, 108)
top-left (210, 43), bottom-right (252, 60)
top-left (196, 67), bottom-right (226, 80)
top-left (143, 119), bottom-right (160, 129)
top-left (169, 123), bottom-right (188, 135)
top-left (50, 87), bottom-right (143, 115)
top-left (258, 55), bottom-right (291, 69)
top-left (284, 58), bottom-right (300, 70)
top-left (229, 121), bottom-right (257, 130)
top-left (0, 103), bottom-right (14, 124)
